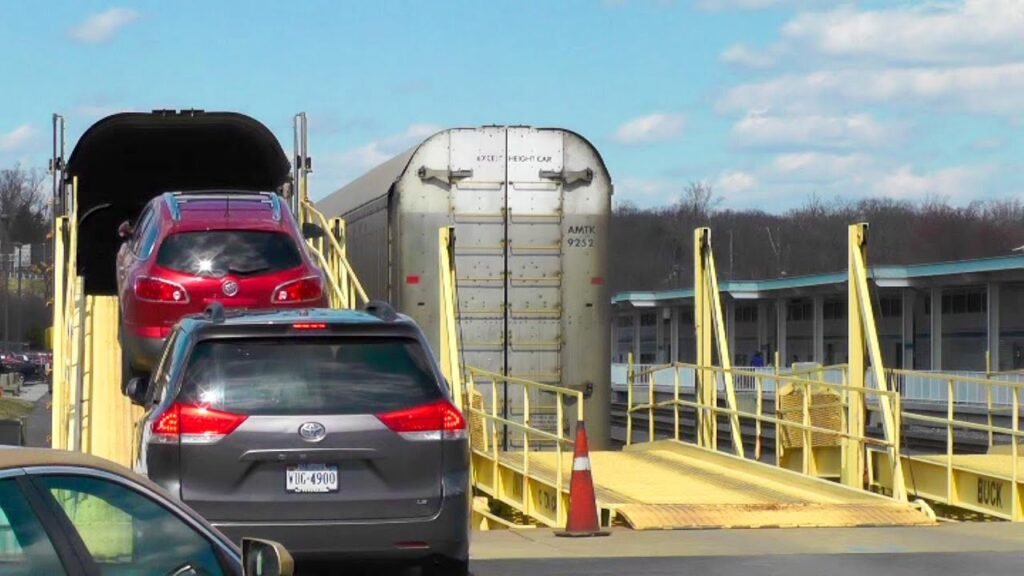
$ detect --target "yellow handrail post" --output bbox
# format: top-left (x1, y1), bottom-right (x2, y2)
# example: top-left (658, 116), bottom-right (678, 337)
top-left (801, 379), bottom-right (811, 475)
top-left (1013, 385), bottom-right (1020, 521)
top-left (946, 377), bottom-right (954, 503)
top-left (626, 352), bottom-right (634, 446)
top-left (986, 351), bottom-right (994, 449)
top-left (648, 370), bottom-right (655, 442)
top-left (673, 366), bottom-right (680, 442)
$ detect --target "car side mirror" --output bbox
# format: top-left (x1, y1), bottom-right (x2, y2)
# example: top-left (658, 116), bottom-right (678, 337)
top-left (242, 538), bottom-right (294, 576)
top-left (123, 376), bottom-right (150, 407)
top-left (301, 222), bottom-right (325, 240)
top-left (117, 220), bottom-right (134, 239)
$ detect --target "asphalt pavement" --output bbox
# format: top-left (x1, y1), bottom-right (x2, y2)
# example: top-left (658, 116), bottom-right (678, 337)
top-left (469, 552), bottom-right (1024, 576)
top-left (292, 523), bottom-right (1024, 576)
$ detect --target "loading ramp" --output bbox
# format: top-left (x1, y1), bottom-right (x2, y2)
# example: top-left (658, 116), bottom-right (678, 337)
top-left (454, 225), bottom-right (935, 530)
top-left (485, 441), bottom-right (933, 530)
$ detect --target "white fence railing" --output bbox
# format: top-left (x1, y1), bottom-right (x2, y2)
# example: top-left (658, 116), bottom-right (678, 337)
top-left (611, 364), bottom-right (1024, 406)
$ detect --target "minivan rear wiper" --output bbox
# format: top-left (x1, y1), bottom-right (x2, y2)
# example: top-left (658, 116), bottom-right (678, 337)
top-left (227, 266), bottom-right (271, 276)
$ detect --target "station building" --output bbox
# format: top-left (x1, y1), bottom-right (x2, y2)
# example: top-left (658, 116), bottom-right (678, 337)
top-left (611, 254), bottom-right (1024, 372)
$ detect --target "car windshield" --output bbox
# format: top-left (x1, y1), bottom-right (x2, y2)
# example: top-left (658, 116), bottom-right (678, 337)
top-left (177, 337), bottom-right (443, 415)
top-left (156, 230), bottom-right (301, 277)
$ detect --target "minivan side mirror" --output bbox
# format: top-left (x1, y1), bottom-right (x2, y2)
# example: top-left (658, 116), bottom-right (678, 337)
top-left (301, 222), bottom-right (325, 240)
top-left (242, 538), bottom-right (294, 576)
top-left (117, 220), bottom-right (134, 239)
top-left (123, 376), bottom-right (150, 407)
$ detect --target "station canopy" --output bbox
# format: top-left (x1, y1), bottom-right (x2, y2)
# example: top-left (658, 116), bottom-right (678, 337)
top-left (65, 111), bottom-right (291, 295)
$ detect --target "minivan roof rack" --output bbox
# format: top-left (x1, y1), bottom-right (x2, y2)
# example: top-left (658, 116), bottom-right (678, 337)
top-left (204, 302), bottom-right (226, 323)
top-left (168, 191), bottom-right (282, 221)
top-left (364, 300), bottom-right (398, 322)
top-left (163, 192), bottom-right (181, 221)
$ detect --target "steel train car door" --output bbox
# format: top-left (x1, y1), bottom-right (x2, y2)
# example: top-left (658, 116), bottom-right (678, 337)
top-left (448, 127), bottom-right (567, 443)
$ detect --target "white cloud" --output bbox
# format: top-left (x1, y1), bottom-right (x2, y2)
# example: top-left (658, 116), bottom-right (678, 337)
top-left (720, 44), bottom-right (779, 69)
top-left (0, 125), bottom-right (37, 153)
top-left (311, 123), bottom-right (442, 200)
top-left (69, 8), bottom-right (140, 44)
top-left (732, 111), bottom-right (901, 150)
top-left (716, 170), bottom-right (757, 193)
top-left (872, 165), bottom-right (991, 201)
top-left (618, 177), bottom-right (674, 197)
top-left (699, 0), bottom-right (830, 11)
top-left (770, 152), bottom-right (875, 180)
top-left (782, 1), bottom-right (1024, 65)
top-left (719, 63), bottom-right (1024, 117)
top-left (614, 113), bottom-right (686, 144)
top-left (337, 123), bottom-right (440, 170)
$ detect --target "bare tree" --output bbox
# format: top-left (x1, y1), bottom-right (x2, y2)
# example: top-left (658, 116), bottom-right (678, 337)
top-left (609, 193), bottom-right (1024, 294)
top-left (0, 165), bottom-right (48, 244)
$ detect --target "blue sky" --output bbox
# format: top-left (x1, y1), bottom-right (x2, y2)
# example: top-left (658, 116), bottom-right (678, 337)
top-left (1, 0), bottom-right (1022, 210)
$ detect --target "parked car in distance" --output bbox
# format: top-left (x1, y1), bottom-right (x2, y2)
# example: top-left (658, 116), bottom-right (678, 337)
top-left (125, 303), bottom-right (471, 575)
top-left (0, 446), bottom-right (294, 575)
top-left (116, 191), bottom-right (328, 377)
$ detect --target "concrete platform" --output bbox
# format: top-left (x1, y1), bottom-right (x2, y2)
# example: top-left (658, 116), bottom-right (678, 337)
top-left (471, 522), bottom-right (1024, 561)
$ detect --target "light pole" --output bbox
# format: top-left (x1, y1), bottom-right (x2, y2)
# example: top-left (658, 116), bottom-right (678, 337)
top-left (0, 214), bottom-right (8, 352)
top-left (13, 243), bottom-right (22, 351)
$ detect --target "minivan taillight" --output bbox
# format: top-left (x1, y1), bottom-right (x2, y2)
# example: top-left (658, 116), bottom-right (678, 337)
top-left (150, 402), bottom-right (248, 445)
top-left (135, 276), bottom-right (190, 303)
top-left (272, 276), bottom-right (322, 303)
top-left (376, 400), bottom-right (467, 441)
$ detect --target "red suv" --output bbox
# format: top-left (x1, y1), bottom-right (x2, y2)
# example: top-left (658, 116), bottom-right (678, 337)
top-left (116, 191), bottom-right (328, 376)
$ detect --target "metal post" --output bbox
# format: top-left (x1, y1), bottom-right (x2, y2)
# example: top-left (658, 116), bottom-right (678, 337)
top-left (694, 229), bottom-right (714, 449)
top-left (72, 277), bottom-right (86, 452)
top-left (845, 225), bottom-right (867, 490)
top-left (0, 218), bottom-right (9, 353)
top-left (626, 352), bottom-right (634, 446)
top-left (850, 223), bottom-right (907, 501)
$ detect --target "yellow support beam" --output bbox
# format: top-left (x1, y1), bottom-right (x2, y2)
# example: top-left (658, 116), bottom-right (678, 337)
top-left (702, 230), bottom-right (744, 458)
top-left (439, 226), bottom-right (464, 410)
top-left (694, 229), bottom-right (716, 450)
top-left (848, 223), bottom-right (907, 501)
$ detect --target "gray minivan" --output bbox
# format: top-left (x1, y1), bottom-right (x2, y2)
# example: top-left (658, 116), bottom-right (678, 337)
top-left (124, 303), bottom-right (470, 575)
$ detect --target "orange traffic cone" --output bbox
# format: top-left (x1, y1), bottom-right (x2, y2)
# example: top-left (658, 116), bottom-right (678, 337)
top-left (556, 421), bottom-right (610, 538)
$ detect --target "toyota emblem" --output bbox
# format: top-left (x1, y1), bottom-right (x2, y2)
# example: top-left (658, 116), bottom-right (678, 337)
top-left (298, 422), bottom-right (326, 443)
top-left (222, 280), bottom-right (239, 297)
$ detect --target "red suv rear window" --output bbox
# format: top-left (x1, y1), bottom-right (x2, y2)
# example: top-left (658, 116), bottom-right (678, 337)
top-left (156, 231), bottom-right (302, 277)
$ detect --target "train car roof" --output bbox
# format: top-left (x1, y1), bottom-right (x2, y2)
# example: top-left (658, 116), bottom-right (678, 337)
top-left (314, 125), bottom-right (611, 219)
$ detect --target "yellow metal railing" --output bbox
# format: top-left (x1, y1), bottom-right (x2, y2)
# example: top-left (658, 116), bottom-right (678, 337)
top-left (297, 198), bottom-right (368, 309)
top-left (878, 368), bottom-right (1024, 520)
top-left (625, 361), bottom-right (905, 484)
top-left (465, 366), bottom-right (584, 528)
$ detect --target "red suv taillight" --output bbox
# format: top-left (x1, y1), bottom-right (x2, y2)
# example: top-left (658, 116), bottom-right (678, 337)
top-left (271, 276), bottom-right (323, 303)
top-left (135, 276), bottom-right (190, 304)
top-left (150, 402), bottom-right (248, 445)
top-left (376, 399), bottom-right (467, 441)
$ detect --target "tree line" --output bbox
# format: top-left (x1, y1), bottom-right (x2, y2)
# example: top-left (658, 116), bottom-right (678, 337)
top-left (0, 165), bottom-right (51, 349)
top-left (609, 183), bottom-right (1024, 294)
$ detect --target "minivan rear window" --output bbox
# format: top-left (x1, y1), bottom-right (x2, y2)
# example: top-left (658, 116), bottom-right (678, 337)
top-left (156, 231), bottom-right (302, 277)
top-left (177, 337), bottom-right (443, 415)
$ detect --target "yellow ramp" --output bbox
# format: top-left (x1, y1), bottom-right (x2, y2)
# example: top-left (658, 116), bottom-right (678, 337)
top-left (492, 441), bottom-right (934, 530)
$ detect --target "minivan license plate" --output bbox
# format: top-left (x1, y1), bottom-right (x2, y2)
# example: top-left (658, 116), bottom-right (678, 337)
top-left (286, 464), bottom-right (338, 493)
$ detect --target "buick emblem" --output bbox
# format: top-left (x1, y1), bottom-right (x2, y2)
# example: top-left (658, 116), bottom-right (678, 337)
top-left (222, 280), bottom-right (239, 297)
top-left (298, 422), bottom-right (326, 443)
